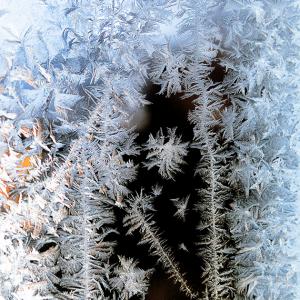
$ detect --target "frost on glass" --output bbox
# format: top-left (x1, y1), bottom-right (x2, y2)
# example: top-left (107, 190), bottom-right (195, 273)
top-left (143, 127), bottom-right (189, 180)
top-left (0, 0), bottom-right (299, 300)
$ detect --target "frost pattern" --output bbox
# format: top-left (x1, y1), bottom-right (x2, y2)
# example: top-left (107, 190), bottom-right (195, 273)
top-left (111, 256), bottom-right (153, 300)
top-left (0, 0), bottom-right (299, 299)
top-left (143, 127), bottom-right (189, 180)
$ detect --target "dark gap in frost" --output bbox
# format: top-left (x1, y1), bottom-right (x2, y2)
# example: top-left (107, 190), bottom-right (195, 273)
top-left (209, 59), bottom-right (226, 83)
top-left (114, 59), bottom-right (234, 299)
top-left (38, 242), bottom-right (57, 253)
top-left (115, 83), bottom-right (204, 299)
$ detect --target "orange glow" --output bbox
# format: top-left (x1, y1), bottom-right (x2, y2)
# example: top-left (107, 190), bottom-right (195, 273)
top-left (0, 154), bottom-right (33, 204)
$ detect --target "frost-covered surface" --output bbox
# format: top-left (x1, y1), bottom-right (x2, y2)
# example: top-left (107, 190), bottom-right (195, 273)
top-left (0, 1), bottom-right (299, 300)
